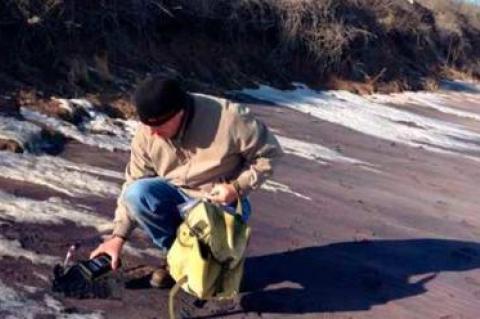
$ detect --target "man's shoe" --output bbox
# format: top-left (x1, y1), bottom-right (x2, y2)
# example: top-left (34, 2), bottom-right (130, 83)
top-left (150, 267), bottom-right (174, 288)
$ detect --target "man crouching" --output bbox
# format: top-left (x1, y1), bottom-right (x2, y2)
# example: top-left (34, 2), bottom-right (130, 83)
top-left (90, 77), bottom-right (282, 287)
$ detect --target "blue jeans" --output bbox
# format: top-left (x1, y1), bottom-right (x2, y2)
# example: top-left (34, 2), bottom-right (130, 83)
top-left (123, 178), bottom-right (251, 252)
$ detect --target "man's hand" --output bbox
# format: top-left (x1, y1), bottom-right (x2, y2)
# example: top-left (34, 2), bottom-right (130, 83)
top-left (90, 236), bottom-right (125, 270)
top-left (206, 183), bottom-right (238, 205)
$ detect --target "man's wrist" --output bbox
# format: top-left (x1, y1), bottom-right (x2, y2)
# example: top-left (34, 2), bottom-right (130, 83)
top-left (111, 234), bottom-right (127, 243)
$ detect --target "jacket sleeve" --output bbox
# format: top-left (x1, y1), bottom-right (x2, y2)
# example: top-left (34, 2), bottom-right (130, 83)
top-left (231, 104), bottom-right (283, 195)
top-left (112, 126), bottom-right (156, 239)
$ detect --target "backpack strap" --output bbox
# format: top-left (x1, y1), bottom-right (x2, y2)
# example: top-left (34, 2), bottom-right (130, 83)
top-left (235, 198), bottom-right (243, 217)
top-left (213, 257), bottom-right (233, 296)
top-left (168, 275), bottom-right (188, 319)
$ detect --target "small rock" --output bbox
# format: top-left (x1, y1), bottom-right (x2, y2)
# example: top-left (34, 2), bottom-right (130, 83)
top-left (0, 139), bottom-right (23, 153)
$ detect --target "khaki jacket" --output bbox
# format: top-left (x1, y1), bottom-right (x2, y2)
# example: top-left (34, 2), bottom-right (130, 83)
top-left (112, 93), bottom-right (283, 239)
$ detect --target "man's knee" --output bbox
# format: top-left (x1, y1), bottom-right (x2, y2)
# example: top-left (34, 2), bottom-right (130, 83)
top-left (123, 178), bottom-right (177, 214)
top-left (124, 179), bottom-right (156, 212)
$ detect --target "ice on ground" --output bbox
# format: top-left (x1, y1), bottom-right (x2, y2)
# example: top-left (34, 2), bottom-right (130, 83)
top-left (0, 279), bottom-right (103, 319)
top-left (0, 191), bottom-right (168, 261)
top-left (56, 98), bottom-right (138, 141)
top-left (0, 191), bottom-right (112, 232)
top-left (0, 116), bottom-right (43, 152)
top-left (57, 99), bottom-right (138, 140)
top-left (18, 285), bottom-right (41, 294)
top-left (0, 235), bottom-right (60, 266)
top-left (276, 134), bottom-right (372, 167)
top-left (54, 98), bottom-right (93, 114)
top-left (43, 294), bottom-right (104, 319)
top-left (20, 107), bottom-right (136, 152)
top-left (33, 272), bottom-right (49, 283)
top-left (261, 180), bottom-right (311, 201)
top-left (2, 99), bottom-right (137, 153)
top-left (0, 151), bottom-right (122, 197)
top-left (370, 89), bottom-right (480, 122)
top-left (241, 84), bottom-right (480, 158)
top-left (86, 114), bottom-right (138, 140)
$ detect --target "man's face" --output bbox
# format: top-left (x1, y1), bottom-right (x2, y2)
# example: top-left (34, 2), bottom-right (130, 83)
top-left (147, 110), bottom-right (185, 138)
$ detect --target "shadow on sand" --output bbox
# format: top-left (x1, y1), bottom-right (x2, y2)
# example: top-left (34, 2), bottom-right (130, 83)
top-left (239, 239), bottom-right (480, 315)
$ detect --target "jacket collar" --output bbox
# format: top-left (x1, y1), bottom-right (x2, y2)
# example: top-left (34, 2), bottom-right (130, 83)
top-left (172, 93), bottom-right (195, 144)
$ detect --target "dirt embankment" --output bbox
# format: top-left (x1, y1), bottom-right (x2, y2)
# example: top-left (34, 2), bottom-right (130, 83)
top-left (1, 0), bottom-right (480, 101)
top-left (2, 0), bottom-right (480, 156)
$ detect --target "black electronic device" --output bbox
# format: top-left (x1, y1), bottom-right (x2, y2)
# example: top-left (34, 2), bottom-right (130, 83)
top-left (78, 254), bottom-right (114, 281)
top-left (52, 254), bottom-right (121, 298)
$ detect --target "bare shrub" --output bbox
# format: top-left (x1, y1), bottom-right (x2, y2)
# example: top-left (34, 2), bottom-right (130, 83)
top-left (272, 0), bottom-right (360, 66)
top-left (1, 0), bottom-right (480, 93)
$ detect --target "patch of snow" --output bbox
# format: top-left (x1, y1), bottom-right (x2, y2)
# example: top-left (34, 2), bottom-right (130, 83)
top-left (0, 116), bottom-right (43, 152)
top-left (33, 272), bottom-right (49, 283)
top-left (0, 192), bottom-right (163, 261)
top-left (0, 279), bottom-right (37, 319)
top-left (261, 180), bottom-right (311, 201)
top-left (0, 235), bottom-right (60, 266)
top-left (65, 98), bottom-right (96, 114)
top-left (242, 84), bottom-right (480, 158)
top-left (20, 107), bottom-right (134, 152)
top-left (18, 285), bottom-right (41, 294)
top-left (276, 134), bottom-right (371, 166)
top-left (55, 97), bottom-right (74, 113)
top-left (0, 279), bottom-right (103, 319)
top-left (370, 91), bottom-right (480, 122)
top-left (0, 191), bottom-right (112, 232)
top-left (58, 98), bottom-right (139, 138)
top-left (0, 151), bottom-right (122, 197)
top-left (119, 119), bottom-right (139, 137)
top-left (85, 115), bottom-right (136, 139)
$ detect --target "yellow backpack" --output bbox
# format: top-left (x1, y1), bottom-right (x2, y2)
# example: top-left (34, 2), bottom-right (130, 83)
top-left (166, 199), bottom-right (251, 319)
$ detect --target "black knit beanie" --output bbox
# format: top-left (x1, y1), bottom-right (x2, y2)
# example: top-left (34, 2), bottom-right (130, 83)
top-left (133, 77), bottom-right (188, 125)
